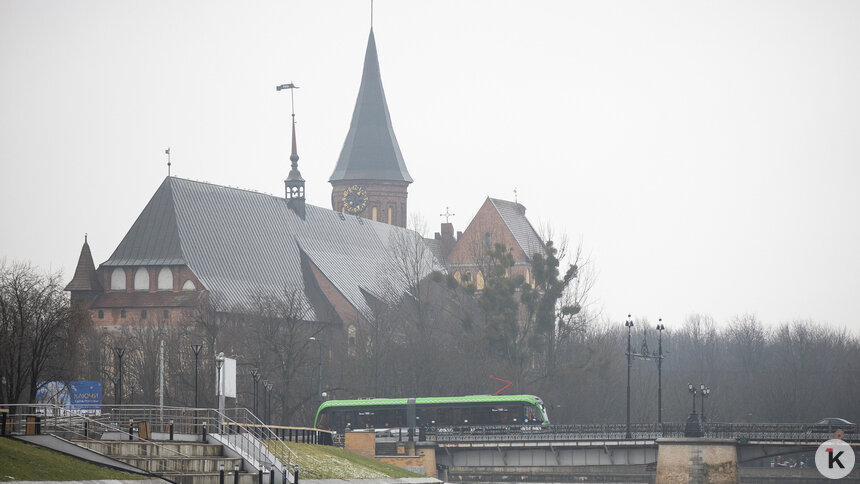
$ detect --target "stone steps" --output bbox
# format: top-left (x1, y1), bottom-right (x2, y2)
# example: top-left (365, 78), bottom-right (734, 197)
top-left (76, 440), bottom-right (224, 457)
top-left (112, 455), bottom-right (243, 473)
top-left (74, 439), bottom-right (262, 484)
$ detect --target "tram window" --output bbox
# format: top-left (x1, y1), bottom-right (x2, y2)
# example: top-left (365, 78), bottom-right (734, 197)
top-left (357, 410), bottom-right (375, 429)
top-left (376, 408), bottom-right (405, 428)
top-left (417, 407), bottom-right (436, 424)
top-left (317, 411), bottom-right (330, 429)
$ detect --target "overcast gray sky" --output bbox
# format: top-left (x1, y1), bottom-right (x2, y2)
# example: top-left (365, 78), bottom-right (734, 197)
top-left (2, 1), bottom-right (858, 333)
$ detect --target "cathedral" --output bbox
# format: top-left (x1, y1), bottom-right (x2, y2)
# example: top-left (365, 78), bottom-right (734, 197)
top-left (65, 27), bottom-right (546, 332)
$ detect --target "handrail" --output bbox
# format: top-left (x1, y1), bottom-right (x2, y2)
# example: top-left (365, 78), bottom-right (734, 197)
top-left (1, 404), bottom-right (191, 460)
top-left (1, 404), bottom-right (301, 481)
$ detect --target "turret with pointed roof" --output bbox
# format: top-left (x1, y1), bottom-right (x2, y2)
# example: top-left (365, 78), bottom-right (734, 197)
top-left (330, 29), bottom-right (411, 227)
top-left (65, 235), bottom-right (103, 307)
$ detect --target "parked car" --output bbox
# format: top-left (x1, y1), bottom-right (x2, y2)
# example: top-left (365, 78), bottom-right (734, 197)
top-left (807, 418), bottom-right (856, 433)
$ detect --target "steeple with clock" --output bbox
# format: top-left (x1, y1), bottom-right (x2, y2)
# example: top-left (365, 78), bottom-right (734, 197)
top-left (330, 28), bottom-right (412, 227)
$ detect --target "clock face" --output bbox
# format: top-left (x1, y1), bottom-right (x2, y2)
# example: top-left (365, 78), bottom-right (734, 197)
top-left (342, 185), bottom-right (368, 214)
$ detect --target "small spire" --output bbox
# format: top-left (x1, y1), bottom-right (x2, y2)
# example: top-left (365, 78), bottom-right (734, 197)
top-left (84, 233), bottom-right (88, 244)
top-left (165, 148), bottom-right (171, 176)
top-left (290, 114), bottom-right (299, 167)
top-left (279, 82), bottom-right (305, 204)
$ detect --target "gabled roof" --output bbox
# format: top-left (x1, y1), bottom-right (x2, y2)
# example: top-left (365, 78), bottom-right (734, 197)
top-left (65, 238), bottom-right (102, 292)
top-left (100, 177), bottom-right (437, 321)
top-left (329, 29), bottom-right (412, 184)
top-left (488, 198), bottom-right (546, 260)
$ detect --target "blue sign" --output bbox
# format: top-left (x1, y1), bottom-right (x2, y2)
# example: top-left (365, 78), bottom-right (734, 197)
top-left (69, 381), bottom-right (101, 410)
top-left (36, 381), bottom-right (101, 412)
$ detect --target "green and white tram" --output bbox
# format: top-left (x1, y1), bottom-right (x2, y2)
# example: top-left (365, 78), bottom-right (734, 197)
top-left (314, 394), bottom-right (549, 431)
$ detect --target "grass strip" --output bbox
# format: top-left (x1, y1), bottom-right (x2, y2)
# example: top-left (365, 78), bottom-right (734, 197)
top-left (267, 441), bottom-right (424, 479)
top-left (0, 436), bottom-right (145, 481)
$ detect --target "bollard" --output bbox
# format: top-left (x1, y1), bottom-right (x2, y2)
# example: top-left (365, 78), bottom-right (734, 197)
top-left (202, 421), bottom-right (207, 442)
top-left (293, 465), bottom-right (299, 484)
top-left (35, 416), bottom-right (41, 435)
top-left (233, 464), bottom-right (240, 484)
top-left (219, 464), bottom-right (225, 484)
top-left (270, 466), bottom-right (275, 484)
top-left (169, 420), bottom-right (174, 440)
top-left (282, 468), bottom-right (287, 484)
top-left (258, 469), bottom-right (263, 484)
top-left (129, 419), bottom-right (134, 441)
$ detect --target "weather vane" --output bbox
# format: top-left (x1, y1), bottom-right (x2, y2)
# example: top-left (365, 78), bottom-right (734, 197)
top-left (165, 148), bottom-right (171, 176)
top-left (276, 83), bottom-right (300, 119)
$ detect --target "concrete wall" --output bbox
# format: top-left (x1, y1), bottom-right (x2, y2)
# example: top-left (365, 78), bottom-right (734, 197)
top-left (344, 431), bottom-right (376, 459)
top-left (656, 438), bottom-right (738, 484)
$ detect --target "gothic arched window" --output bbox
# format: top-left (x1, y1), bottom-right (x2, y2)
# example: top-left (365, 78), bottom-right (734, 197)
top-left (157, 267), bottom-right (173, 291)
top-left (134, 267), bottom-right (149, 291)
top-left (110, 268), bottom-right (126, 290)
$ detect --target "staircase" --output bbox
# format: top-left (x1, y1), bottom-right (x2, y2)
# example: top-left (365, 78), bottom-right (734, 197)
top-left (76, 440), bottom-right (262, 484)
top-left (1, 404), bottom-right (299, 484)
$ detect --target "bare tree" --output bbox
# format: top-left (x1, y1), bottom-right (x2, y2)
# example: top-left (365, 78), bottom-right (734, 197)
top-left (0, 261), bottom-right (88, 404)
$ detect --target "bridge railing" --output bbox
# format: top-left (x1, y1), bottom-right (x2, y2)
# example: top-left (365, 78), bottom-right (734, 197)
top-left (704, 422), bottom-right (858, 442)
top-left (419, 422), bottom-right (858, 442)
top-left (422, 422), bottom-right (687, 441)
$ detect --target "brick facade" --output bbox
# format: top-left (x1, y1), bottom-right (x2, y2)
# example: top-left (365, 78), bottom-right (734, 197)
top-left (331, 180), bottom-right (409, 228)
top-left (447, 198), bottom-right (533, 287)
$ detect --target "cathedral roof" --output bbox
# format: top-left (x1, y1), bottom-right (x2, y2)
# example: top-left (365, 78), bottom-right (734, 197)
top-left (329, 29), bottom-right (413, 184)
top-left (65, 237), bottom-right (102, 292)
top-left (101, 177), bottom-right (437, 321)
top-left (488, 198), bottom-right (547, 260)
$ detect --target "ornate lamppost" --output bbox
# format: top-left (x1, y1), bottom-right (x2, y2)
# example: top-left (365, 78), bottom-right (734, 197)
top-left (624, 316), bottom-right (634, 438)
top-left (700, 385), bottom-right (711, 422)
top-left (656, 321), bottom-right (665, 424)
top-left (685, 383), bottom-right (703, 437)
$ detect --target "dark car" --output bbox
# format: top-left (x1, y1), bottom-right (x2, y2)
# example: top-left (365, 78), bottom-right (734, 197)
top-left (807, 418), bottom-right (856, 433)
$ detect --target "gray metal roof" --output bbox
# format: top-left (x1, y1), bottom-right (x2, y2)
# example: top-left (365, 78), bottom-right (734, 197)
top-left (101, 177), bottom-right (437, 321)
top-left (329, 29), bottom-right (413, 184)
top-left (488, 198), bottom-right (546, 261)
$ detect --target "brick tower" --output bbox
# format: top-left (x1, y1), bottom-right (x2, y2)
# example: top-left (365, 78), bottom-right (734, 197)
top-left (330, 29), bottom-right (412, 227)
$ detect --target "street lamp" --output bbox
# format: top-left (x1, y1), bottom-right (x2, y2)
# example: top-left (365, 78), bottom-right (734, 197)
top-left (114, 347), bottom-right (125, 405)
top-left (688, 383), bottom-right (697, 414)
top-left (656, 321), bottom-right (665, 424)
top-left (215, 353), bottom-right (225, 416)
top-left (191, 344), bottom-right (203, 408)
top-left (624, 315), bottom-right (634, 439)
top-left (262, 379), bottom-right (269, 423)
top-left (250, 368), bottom-right (260, 417)
top-left (265, 381), bottom-right (274, 424)
top-left (684, 382), bottom-right (703, 437)
top-left (700, 385), bottom-right (710, 422)
top-left (309, 337), bottom-right (323, 410)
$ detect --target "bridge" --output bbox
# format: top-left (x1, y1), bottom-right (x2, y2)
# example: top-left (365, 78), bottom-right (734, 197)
top-left (387, 423), bottom-right (860, 482)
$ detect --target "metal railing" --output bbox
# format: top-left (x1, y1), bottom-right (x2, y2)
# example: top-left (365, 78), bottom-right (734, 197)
top-left (0, 404), bottom-right (302, 481)
top-left (0, 403), bottom-right (200, 473)
top-left (417, 422), bottom-right (858, 443)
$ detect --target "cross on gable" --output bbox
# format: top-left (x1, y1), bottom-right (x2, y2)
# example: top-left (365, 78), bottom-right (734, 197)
top-left (440, 206), bottom-right (455, 223)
